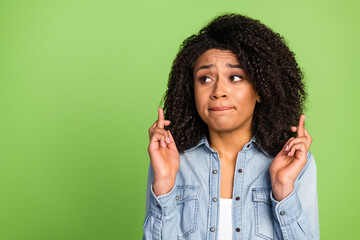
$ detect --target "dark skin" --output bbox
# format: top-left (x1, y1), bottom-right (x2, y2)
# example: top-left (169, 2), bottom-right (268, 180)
top-left (148, 49), bottom-right (312, 201)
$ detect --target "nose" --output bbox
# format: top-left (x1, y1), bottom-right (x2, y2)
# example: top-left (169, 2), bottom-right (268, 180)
top-left (211, 78), bottom-right (228, 100)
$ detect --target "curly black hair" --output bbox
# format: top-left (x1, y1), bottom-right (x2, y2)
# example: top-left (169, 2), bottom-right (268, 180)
top-left (161, 13), bottom-right (307, 157)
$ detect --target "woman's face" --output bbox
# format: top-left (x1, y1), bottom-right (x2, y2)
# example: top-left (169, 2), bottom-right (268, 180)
top-left (193, 48), bottom-right (261, 134)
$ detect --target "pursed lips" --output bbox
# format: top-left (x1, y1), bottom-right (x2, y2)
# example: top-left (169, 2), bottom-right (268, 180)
top-left (209, 107), bottom-right (234, 111)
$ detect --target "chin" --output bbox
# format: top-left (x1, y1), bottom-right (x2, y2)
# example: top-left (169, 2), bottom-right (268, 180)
top-left (208, 123), bottom-right (238, 133)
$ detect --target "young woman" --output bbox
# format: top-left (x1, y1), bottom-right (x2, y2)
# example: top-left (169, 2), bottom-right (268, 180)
top-left (142, 13), bottom-right (319, 240)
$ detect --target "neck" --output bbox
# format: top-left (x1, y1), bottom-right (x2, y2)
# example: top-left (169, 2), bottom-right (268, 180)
top-left (208, 128), bottom-right (252, 162)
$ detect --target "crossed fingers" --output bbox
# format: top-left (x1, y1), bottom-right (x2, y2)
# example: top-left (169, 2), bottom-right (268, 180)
top-left (148, 108), bottom-right (172, 148)
top-left (284, 114), bottom-right (312, 156)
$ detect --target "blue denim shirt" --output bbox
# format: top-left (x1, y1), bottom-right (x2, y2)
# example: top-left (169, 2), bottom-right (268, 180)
top-left (142, 135), bottom-right (319, 240)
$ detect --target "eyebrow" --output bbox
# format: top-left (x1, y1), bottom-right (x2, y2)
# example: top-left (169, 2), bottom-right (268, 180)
top-left (195, 63), bottom-right (243, 73)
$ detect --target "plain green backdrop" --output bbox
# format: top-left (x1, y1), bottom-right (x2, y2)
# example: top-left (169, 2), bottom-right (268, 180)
top-left (0, 0), bottom-right (359, 239)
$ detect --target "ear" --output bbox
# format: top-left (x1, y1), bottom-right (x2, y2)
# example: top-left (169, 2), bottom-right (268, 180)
top-left (256, 93), bottom-right (262, 103)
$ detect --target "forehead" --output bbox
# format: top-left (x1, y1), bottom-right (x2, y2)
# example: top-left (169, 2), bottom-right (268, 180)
top-left (195, 49), bottom-right (239, 66)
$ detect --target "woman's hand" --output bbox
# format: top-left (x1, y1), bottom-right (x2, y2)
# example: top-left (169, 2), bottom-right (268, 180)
top-left (269, 114), bottom-right (313, 201)
top-left (148, 108), bottom-right (180, 197)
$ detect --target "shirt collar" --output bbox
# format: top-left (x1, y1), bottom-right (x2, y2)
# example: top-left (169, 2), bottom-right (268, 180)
top-left (186, 135), bottom-right (270, 157)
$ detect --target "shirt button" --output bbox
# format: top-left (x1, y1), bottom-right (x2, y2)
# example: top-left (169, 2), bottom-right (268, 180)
top-left (210, 227), bottom-right (215, 232)
top-left (212, 169), bottom-right (218, 174)
top-left (280, 211), bottom-right (285, 216)
top-left (238, 169), bottom-right (243, 173)
top-left (156, 204), bottom-right (161, 209)
top-left (235, 196), bottom-right (240, 201)
top-left (236, 227), bottom-right (241, 232)
top-left (176, 196), bottom-right (180, 200)
top-left (212, 197), bottom-right (217, 202)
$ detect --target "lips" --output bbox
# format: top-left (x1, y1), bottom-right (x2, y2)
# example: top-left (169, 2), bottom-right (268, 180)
top-left (209, 107), bottom-right (234, 111)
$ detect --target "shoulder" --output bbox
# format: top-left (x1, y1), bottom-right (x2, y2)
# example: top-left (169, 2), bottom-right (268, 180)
top-left (180, 136), bottom-right (210, 158)
top-left (179, 143), bottom-right (209, 167)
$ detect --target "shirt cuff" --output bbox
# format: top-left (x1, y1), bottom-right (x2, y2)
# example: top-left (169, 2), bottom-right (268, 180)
top-left (270, 188), bottom-right (302, 224)
top-left (149, 183), bottom-right (178, 220)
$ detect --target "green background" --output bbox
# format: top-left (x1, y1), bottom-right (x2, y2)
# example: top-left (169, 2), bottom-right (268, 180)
top-left (0, 0), bottom-right (359, 239)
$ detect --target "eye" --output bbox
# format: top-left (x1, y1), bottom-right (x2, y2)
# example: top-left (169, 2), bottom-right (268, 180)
top-left (230, 75), bottom-right (243, 82)
top-left (199, 76), bottom-right (212, 83)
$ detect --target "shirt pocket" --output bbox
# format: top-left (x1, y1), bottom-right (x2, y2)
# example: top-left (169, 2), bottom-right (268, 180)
top-left (176, 185), bottom-right (200, 239)
top-left (252, 188), bottom-right (274, 240)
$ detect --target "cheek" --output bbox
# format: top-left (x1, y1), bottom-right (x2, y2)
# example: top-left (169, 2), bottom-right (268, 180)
top-left (194, 88), bottom-right (210, 118)
top-left (195, 95), bottom-right (206, 117)
top-left (233, 90), bottom-right (257, 110)
top-left (194, 87), bottom-right (207, 106)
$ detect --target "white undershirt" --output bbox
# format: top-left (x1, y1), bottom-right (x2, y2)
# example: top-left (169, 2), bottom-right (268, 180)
top-left (218, 198), bottom-right (233, 240)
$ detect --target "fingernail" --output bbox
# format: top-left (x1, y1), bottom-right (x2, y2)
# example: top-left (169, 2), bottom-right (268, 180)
top-left (285, 145), bottom-right (289, 151)
top-left (166, 137), bottom-right (170, 143)
top-left (162, 142), bottom-right (166, 148)
top-left (287, 151), bottom-right (291, 156)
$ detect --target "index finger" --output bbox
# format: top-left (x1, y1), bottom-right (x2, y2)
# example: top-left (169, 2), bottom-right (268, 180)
top-left (157, 107), bottom-right (165, 129)
top-left (297, 114), bottom-right (306, 137)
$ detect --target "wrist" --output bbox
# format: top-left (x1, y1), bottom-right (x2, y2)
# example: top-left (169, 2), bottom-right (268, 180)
top-left (272, 182), bottom-right (294, 201)
top-left (153, 177), bottom-right (175, 197)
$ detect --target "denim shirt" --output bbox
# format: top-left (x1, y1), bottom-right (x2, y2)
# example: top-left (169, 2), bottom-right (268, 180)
top-left (142, 135), bottom-right (319, 240)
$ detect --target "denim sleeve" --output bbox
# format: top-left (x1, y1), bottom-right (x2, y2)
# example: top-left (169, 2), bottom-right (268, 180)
top-left (270, 150), bottom-right (320, 240)
top-left (142, 162), bottom-right (179, 240)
